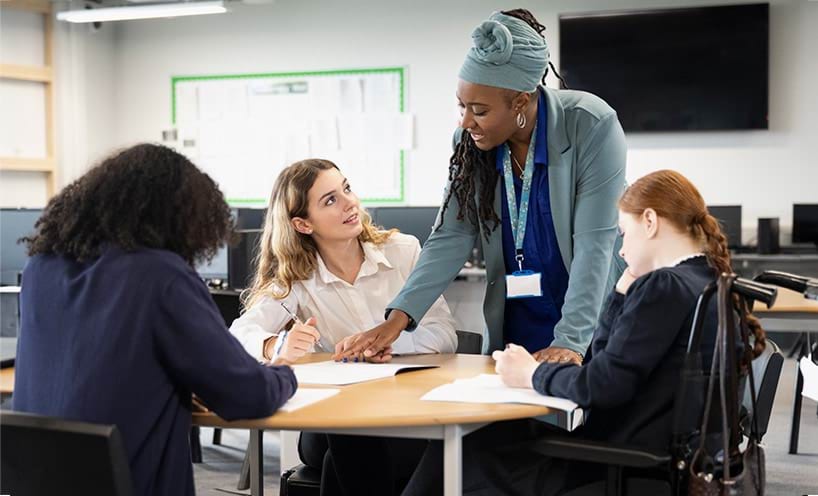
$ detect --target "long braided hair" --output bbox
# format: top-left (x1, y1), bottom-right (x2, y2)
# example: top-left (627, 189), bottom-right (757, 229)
top-left (619, 170), bottom-right (767, 358)
top-left (439, 9), bottom-right (563, 239)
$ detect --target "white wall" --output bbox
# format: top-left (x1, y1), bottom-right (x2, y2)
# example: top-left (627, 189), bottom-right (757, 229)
top-left (0, 8), bottom-right (49, 207)
top-left (0, 1), bottom-right (117, 208)
top-left (9, 0), bottom-right (818, 242)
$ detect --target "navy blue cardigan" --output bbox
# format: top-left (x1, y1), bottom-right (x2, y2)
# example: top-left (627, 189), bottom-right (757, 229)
top-left (533, 257), bottom-right (718, 451)
top-left (13, 246), bottom-right (297, 496)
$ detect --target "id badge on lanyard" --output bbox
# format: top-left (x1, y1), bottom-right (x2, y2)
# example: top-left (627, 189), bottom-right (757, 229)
top-left (506, 270), bottom-right (542, 299)
top-left (503, 134), bottom-right (543, 300)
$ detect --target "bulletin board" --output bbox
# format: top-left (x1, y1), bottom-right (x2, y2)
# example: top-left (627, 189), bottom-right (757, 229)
top-left (169, 67), bottom-right (409, 205)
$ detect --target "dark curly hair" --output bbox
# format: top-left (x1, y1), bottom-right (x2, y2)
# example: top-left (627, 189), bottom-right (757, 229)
top-left (440, 8), bottom-right (565, 240)
top-left (22, 143), bottom-right (234, 267)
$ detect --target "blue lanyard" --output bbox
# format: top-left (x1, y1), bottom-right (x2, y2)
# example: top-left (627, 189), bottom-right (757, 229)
top-left (502, 121), bottom-right (537, 272)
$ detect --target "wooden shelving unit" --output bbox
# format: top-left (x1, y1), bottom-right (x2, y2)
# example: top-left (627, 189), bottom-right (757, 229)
top-left (0, 0), bottom-right (57, 197)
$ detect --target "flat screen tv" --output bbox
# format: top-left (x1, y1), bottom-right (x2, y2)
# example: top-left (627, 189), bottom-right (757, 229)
top-left (559, 3), bottom-right (769, 132)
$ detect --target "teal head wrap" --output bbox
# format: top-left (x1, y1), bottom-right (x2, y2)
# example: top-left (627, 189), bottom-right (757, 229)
top-left (458, 12), bottom-right (549, 93)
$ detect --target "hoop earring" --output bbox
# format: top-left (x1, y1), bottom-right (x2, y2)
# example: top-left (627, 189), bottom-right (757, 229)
top-left (516, 111), bottom-right (526, 129)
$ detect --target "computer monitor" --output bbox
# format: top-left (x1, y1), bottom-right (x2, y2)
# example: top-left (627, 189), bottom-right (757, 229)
top-left (371, 206), bottom-right (484, 266)
top-left (707, 205), bottom-right (742, 249)
top-left (235, 208), bottom-right (266, 230)
top-left (0, 208), bottom-right (42, 285)
top-left (196, 208), bottom-right (264, 282)
top-left (196, 246), bottom-right (228, 281)
top-left (792, 204), bottom-right (818, 245)
top-left (228, 229), bottom-right (262, 290)
top-left (371, 207), bottom-right (440, 246)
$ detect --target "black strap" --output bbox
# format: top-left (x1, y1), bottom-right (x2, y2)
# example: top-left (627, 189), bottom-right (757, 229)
top-left (738, 297), bottom-right (762, 442)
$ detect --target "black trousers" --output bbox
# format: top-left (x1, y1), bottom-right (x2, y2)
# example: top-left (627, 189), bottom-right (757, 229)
top-left (400, 419), bottom-right (606, 496)
top-left (299, 432), bottom-right (429, 496)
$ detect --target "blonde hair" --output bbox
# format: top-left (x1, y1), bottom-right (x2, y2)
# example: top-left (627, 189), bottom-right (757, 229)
top-left (619, 169), bottom-right (765, 357)
top-left (243, 159), bottom-right (395, 310)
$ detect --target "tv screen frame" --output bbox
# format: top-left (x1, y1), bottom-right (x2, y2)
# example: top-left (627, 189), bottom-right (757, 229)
top-left (558, 3), bottom-right (769, 132)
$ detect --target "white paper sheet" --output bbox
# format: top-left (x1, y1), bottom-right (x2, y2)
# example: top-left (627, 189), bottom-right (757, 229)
top-left (292, 361), bottom-right (437, 386)
top-left (422, 374), bottom-right (584, 431)
top-left (799, 355), bottom-right (818, 402)
top-left (279, 388), bottom-right (340, 413)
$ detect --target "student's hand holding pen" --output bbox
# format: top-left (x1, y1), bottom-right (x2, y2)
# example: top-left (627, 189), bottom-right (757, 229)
top-left (269, 317), bottom-right (321, 366)
top-left (493, 343), bottom-right (539, 389)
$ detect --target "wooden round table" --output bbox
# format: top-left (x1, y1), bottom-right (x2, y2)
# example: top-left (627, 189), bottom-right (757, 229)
top-left (193, 353), bottom-right (558, 496)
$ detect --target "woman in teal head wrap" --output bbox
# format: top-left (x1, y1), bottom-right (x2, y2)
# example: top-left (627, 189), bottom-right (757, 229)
top-left (339, 9), bottom-right (627, 369)
top-left (328, 8), bottom-right (628, 495)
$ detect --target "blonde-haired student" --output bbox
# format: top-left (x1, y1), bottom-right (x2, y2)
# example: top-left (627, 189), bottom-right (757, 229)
top-left (229, 158), bottom-right (457, 495)
top-left (230, 158), bottom-right (457, 363)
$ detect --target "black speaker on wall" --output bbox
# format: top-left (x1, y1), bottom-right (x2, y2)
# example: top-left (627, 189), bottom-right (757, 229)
top-left (757, 218), bottom-right (780, 255)
top-left (228, 229), bottom-right (262, 290)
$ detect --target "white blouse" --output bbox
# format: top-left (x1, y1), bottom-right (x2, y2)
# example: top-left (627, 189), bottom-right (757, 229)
top-left (229, 233), bottom-right (458, 361)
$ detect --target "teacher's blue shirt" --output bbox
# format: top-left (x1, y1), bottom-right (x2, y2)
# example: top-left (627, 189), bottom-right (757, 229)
top-left (497, 88), bottom-right (570, 352)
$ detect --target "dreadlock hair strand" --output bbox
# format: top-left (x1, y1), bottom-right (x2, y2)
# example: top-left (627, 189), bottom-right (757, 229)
top-left (439, 130), bottom-right (500, 241)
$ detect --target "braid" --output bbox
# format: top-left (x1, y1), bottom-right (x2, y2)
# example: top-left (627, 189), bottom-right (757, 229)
top-left (698, 212), bottom-right (767, 358)
top-left (697, 213), bottom-right (732, 275)
top-left (438, 130), bottom-right (500, 240)
top-left (501, 8), bottom-right (569, 89)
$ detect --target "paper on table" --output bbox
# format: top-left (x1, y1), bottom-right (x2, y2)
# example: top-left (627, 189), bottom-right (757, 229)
top-left (799, 355), bottom-right (818, 402)
top-left (279, 388), bottom-right (340, 413)
top-left (422, 374), bottom-right (584, 431)
top-left (292, 361), bottom-right (437, 386)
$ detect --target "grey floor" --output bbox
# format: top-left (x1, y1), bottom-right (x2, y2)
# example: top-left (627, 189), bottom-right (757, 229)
top-left (193, 358), bottom-right (818, 496)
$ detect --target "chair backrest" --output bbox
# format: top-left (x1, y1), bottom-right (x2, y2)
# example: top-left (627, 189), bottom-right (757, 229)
top-left (1, 411), bottom-right (134, 496)
top-left (742, 338), bottom-right (784, 439)
top-left (455, 330), bottom-right (483, 354)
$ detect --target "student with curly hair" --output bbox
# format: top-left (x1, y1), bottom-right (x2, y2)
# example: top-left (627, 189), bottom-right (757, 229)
top-left (12, 143), bottom-right (298, 496)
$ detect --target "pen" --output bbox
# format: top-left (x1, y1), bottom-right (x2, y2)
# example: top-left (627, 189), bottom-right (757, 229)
top-left (282, 300), bottom-right (359, 363)
top-left (277, 301), bottom-right (319, 357)
top-left (279, 301), bottom-right (303, 325)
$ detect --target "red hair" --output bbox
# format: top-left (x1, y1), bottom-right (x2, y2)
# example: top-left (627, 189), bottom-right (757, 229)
top-left (619, 170), bottom-right (765, 357)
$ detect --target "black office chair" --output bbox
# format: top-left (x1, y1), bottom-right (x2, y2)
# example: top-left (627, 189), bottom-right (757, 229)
top-left (742, 338), bottom-right (784, 439)
top-left (753, 270), bottom-right (818, 454)
top-left (1, 410), bottom-right (134, 496)
top-left (277, 330), bottom-right (486, 495)
top-left (455, 329), bottom-right (484, 354)
top-left (531, 276), bottom-right (780, 496)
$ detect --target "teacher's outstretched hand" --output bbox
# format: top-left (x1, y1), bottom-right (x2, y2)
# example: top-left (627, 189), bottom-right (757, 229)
top-left (332, 310), bottom-right (410, 363)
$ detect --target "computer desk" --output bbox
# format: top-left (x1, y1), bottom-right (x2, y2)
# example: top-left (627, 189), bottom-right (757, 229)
top-left (754, 288), bottom-right (818, 454)
top-left (193, 353), bottom-right (563, 496)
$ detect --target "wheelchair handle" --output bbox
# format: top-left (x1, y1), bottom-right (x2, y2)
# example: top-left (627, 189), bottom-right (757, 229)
top-left (732, 277), bottom-right (777, 308)
top-left (754, 270), bottom-right (818, 301)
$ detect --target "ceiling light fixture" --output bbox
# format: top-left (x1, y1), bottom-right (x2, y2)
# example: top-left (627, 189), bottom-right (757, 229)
top-left (56, 1), bottom-right (227, 23)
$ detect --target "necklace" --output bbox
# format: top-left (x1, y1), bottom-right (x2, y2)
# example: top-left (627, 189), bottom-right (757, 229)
top-left (511, 153), bottom-right (525, 176)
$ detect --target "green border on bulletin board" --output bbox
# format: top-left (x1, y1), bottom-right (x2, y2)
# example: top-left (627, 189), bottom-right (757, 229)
top-left (171, 67), bottom-right (407, 205)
